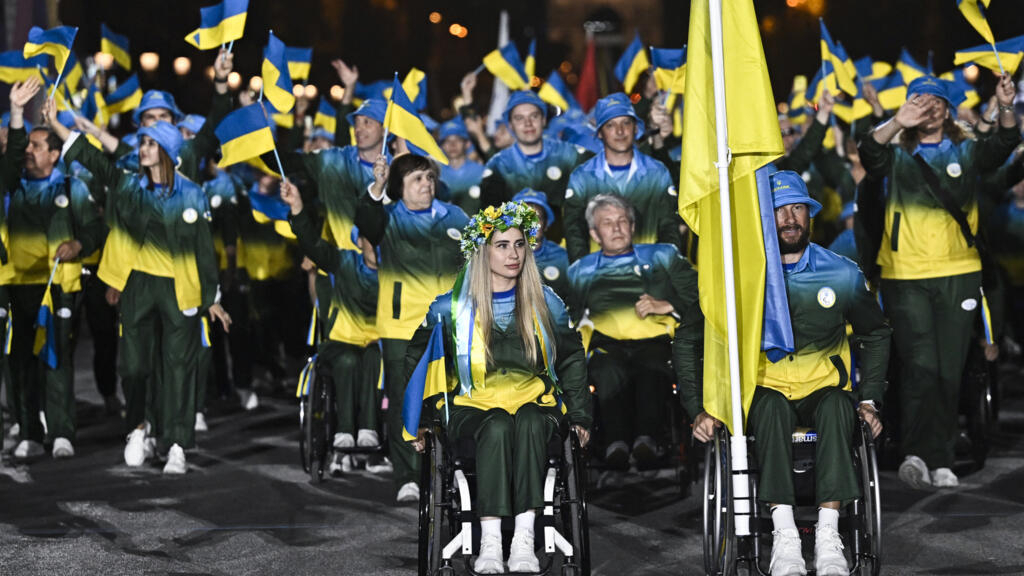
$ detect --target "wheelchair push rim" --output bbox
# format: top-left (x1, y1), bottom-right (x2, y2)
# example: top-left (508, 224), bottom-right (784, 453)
top-left (703, 427), bottom-right (735, 576)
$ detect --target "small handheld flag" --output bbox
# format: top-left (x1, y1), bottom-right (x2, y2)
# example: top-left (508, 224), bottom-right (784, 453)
top-left (402, 321), bottom-right (449, 440)
top-left (104, 74), bottom-right (143, 115)
top-left (262, 31), bottom-right (295, 115)
top-left (313, 98), bottom-right (337, 134)
top-left (23, 26), bottom-right (78, 97)
top-left (0, 50), bottom-right (47, 84)
top-left (285, 46), bottom-right (312, 82)
top-left (482, 43), bottom-right (530, 91)
top-left (954, 34), bottom-right (1024, 75)
top-left (100, 24), bottom-right (132, 70)
top-left (33, 258), bottom-right (61, 369)
top-left (525, 38), bottom-right (537, 80)
top-left (614, 31), bottom-right (650, 94)
top-left (215, 103), bottom-right (276, 168)
top-left (957, 0), bottom-right (995, 45)
top-left (538, 70), bottom-right (580, 112)
top-left (383, 73), bottom-right (448, 165)
top-left (401, 67), bottom-right (428, 112)
top-left (185, 0), bottom-right (249, 50)
top-left (819, 20), bottom-right (857, 97)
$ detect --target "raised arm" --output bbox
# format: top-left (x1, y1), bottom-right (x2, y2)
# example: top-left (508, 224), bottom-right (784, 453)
top-left (1, 78), bottom-right (40, 191)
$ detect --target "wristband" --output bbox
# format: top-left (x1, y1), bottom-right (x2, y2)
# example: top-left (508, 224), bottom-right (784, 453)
top-left (999, 104), bottom-right (1015, 114)
top-left (979, 116), bottom-right (995, 125)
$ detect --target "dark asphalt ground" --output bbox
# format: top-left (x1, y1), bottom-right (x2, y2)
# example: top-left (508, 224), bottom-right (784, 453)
top-left (2, 339), bottom-right (1023, 576)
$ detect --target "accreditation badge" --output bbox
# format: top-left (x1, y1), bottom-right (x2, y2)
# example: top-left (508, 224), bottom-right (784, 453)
top-left (54, 194), bottom-right (69, 208)
top-left (546, 166), bottom-right (562, 180)
top-left (946, 162), bottom-right (962, 178)
top-left (817, 287), bottom-right (837, 309)
top-left (183, 208), bottom-right (198, 223)
top-left (543, 266), bottom-right (560, 281)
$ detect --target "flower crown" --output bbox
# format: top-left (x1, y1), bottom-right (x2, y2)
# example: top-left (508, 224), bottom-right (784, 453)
top-left (461, 201), bottom-right (541, 259)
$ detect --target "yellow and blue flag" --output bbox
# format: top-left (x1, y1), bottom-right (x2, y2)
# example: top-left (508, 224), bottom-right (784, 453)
top-left (384, 73), bottom-right (448, 165)
top-left (215, 103), bottom-right (276, 167)
top-left (104, 74), bottom-right (142, 115)
top-left (896, 48), bottom-right (927, 83)
top-left (957, 0), bottom-right (995, 45)
top-left (81, 83), bottom-right (108, 127)
top-left (819, 20), bottom-right (857, 97)
top-left (313, 98), bottom-right (337, 134)
top-left (101, 23), bottom-right (131, 70)
top-left (787, 75), bottom-right (808, 125)
top-left (651, 46), bottom-right (687, 109)
top-left (23, 26), bottom-right (78, 75)
top-left (63, 52), bottom-right (83, 91)
top-left (402, 67), bottom-right (428, 112)
top-left (679, 0), bottom-right (792, 430)
top-left (0, 50), bottom-right (47, 83)
top-left (853, 56), bottom-right (892, 82)
top-left (941, 68), bottom-right (982, 109)
top-left (248, 184), bottom-right (297, 239)
top-left (483, 43), bottom-right (530, 90)
top-left (954, 34), bottom-right (1024, 75)
top-left (33, 288), bottom-right (58, 369)
top-left (538, 70), bottom-right (580, 112)
top-left (200, 317), bottom-right (212, 348)
top-left (402, 321), bottom-right (449, 440)
top-left (615, 31), bottom-right (650, 94)
top-left (185, 0), bottom-right (248, 50)
top-left (285, 46), bottom-right (312, 82)
top-left (525, 38), bottom-right (537, 80)
top-left (262, 31), bottom-right (295, 114)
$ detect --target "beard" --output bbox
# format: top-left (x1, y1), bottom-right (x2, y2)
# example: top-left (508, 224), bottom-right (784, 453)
top-left (778, 224), bottom-right (810, 254)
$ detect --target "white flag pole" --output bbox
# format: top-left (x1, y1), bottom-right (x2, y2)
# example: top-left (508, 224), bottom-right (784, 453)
top-left (707, 0), bottom-right (752, 538)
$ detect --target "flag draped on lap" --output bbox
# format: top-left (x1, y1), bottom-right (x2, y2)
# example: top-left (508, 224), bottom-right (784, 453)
top-left (384, 73), bottom-right (448, 165)
top-left (614, 31), bottom-right (650, 94)
top-left (679, 0), bottom-right (793, 430)
top-left (402, 322), bottom-right (449, 440)
top-left (101, 24), bottom-right (131, 70)
top-left (184, 0), bottom-right (248, 50)
top-left (262, 31), bottom-right (295, 114)
top-left (482, 43), bottom-right (530, 91)
top-left (23, 26), bottom-right (77, 74)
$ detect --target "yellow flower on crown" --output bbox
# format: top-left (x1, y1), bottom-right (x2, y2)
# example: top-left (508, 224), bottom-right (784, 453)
top-left (483, 206), bottom-right (500, 219)
top-left (460, 201), bottom-right (542, 259)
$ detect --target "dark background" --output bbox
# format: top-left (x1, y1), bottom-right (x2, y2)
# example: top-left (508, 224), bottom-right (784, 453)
top-left (3, 0), bottom-right (1023, 118)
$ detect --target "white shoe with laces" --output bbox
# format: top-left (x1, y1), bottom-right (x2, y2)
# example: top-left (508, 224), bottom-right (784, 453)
top-left (473, 533), bottom-right (504, 574)
top-left (194, 412), bottom-right (208, 432)
top-left (770, 528), bottom-right (807, 576)
top-left (898, 455), bottom-right (932, 489)
top-left (356, 428), bottom-right (379, 448)
top-left (366, 455), bottom-right (393, 475)
top-left (814, 525), bottom-right (849, 576)
top-left (507, 531), bottom-right (541, 573)
top-left (163, 444), bottom-right (187, 474)
top-left (396, 481), bottom-right (420, 503)
top-left (333, 432), bottom-right (355, 449)
top-left (124, 428), bottom-right (148, 466)
top-left (930, 467), bottom-right (959, 487)
top-left (13, 439), bottom-right (44, 459)
top-left (242, 390), bottom-right (259, 411)
top-left (52, 437), bottom-right (74, 458)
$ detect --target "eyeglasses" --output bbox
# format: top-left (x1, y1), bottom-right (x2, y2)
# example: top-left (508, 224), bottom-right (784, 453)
top-left (780, 127), bottom-right (801, 137)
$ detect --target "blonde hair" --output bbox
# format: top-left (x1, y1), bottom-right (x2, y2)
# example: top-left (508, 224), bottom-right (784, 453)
top-left (467, 230), bottom-right (555, 367)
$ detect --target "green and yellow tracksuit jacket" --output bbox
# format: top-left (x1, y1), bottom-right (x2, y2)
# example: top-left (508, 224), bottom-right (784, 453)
top-left (0, 127), bottom-right (28, 265)
top-left (65, 134), bottom-right (218, 312)
top-left (564, 148), bottom-right (681, 261)
top-left (858, 126), bottom-right (1021, 280)
top-left (356, 195), bottom-right (468, 341)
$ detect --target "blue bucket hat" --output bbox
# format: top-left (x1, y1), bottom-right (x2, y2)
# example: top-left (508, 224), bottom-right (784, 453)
top-left (907, 75), bottom-right (965, 117)
top-left (345, 98), bottom-right (387, 127)
top-left (138, 121), bottom-right (184, 162)
top-left (133, 90), bottom-right (184, 126)
top-left (310, 127), bottom-right (333, 141)
top-left (177, 114), bottom-right (205, 134)
top-left (594, 92), bottom-right (646, 138)
top-left (503, 91), bottom-right (547, 124)
top-left (770, 170), bottom-right (822, 217)
top-left (439, 119), bottom-right (470, 141)
top-left (512, 188), bottom-right (555, 228)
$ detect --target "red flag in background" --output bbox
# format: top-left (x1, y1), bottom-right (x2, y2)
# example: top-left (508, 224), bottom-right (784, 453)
top-left (576, 32), bottom-right (598, 112)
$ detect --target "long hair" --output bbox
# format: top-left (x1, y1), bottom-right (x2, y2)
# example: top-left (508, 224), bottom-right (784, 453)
top-left (142, 147), bottom-right (176, 192)
top-left (467, 233), bottom-right (555, 367)
top-left (899, 115), bottom-right (968, 155)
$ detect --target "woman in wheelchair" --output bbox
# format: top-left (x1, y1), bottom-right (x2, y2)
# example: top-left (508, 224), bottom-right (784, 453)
top-left (406, 201), bottom-right (592, 574)
top-left (683, 171), bottom-right (890, 576)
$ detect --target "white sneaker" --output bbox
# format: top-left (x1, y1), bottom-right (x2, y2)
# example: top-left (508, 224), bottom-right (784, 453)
top-left (814, 525), bottom-right (849, 576)
top-left (241, 390), bottom-right (259, 411)
top-left (13, 439), bottom-right (44, 459)
top-left (8, 422), bottom-right (19, 439)
top-left (124, 428), bottom-right (148, 466)
top-left (163, 444), bottom-right (187, 474)
top-left (474, 533), bottom-right (504, 574)
top-left (770, 528), bottom-right (807, 576)
top-left (52, 437), bottom-right (75, 459)
top-left (329, 452), bottom-right (355, 476)
top-left (930, 467), bottom-right (959, 487)
top-left (507, 531), bottom-right (541, 572)
top-left (898, 455), bottom-right (932, 490)
top-left (333, 432), bottom-right (355, 449)
top-left (357, 428), bottom-right (379, 448)
top-left (604, 440), bottom-right (630, 470)
top-left (366, 455), bottom-right (393, 474)
top-left (194, 412), bottom-right (208, 432)
top-left (396, 481), bottom-right (420, 503)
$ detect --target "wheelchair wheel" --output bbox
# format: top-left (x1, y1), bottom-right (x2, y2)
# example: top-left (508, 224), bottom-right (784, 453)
top-left (967, 370), bottom-right (995, 467)
top-left (702, 427), bottom-right (735, 576)
top-left (560, 430), bottom-right (591, 576)
top-left (856, 422), bottom-right (882, 576)
top-left (298, 359), bottom-right (315, 474)
top-left (418, 431), bottom-right (447, 576)
top-left (303, 362), bottom-right (333, 483)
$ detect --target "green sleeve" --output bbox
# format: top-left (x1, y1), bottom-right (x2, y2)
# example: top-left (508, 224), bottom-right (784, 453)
top-left (656, 173), bottom-right (684, 248)
top-left (550, 299), bottom-right (592, 428)
top-left (258, 148), bottom-right (323, 187)
top-left (335, 102), bottom-right (355, 147)
top-left (775, 119), bottom-right (827, 174)
top-left (563, 172), bottom-right (589, 262)
top-left (65, 135), bottom-right (124, 195)
top-left (69, 179), bottom-right (107, 258)
top-left (673, 316), bottom-right (704, 420)
top-left (196, 207), bottom-right (219, 309)
top-left (856, 129), bottom-right (894, 178)
top-left (113, 139), bottom-right (134, 161)
top-left (181, 92), bottom-right (233, 181)
top-left (289, 207), bottom-right (341, 274)
top-left (354, 191), bottom-right (389, 246)
top-left (665, 251), bottom-right (700, 316)
top-left (814, 150), bottom-right (857, 204)
top-left (1, 128), bottom-right (27, 193)
top-left (973, 124), bottom-right (1023, 174)
top-left (847, 268), bottom-right (891, 405)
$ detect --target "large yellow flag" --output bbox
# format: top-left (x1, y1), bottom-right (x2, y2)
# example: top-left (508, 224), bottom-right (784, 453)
top-left (679, 0), bottom-right (784, 431)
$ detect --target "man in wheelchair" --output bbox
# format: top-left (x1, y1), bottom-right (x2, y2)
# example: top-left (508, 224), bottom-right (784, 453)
top-left (685, 171), bottom-right (890, 576)
top-left (565, 194), bottom-right (701, 470)
top-left (405, 201), bottom-right (592, 574)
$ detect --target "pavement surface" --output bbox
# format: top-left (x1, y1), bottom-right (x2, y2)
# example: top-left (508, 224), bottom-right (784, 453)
top-left (2, 340), bottom-right (1023, 576)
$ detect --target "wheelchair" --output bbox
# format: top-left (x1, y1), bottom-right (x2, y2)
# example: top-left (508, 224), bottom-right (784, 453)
top-left (417, 420), bottom-right (591, 576)
top-left (296, 354), bottom-right (387, 483)
top-left (959, 341), bottom-right (1000, 467)
top-left (702, 420), bottom-right (882, 576)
